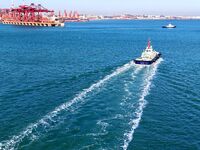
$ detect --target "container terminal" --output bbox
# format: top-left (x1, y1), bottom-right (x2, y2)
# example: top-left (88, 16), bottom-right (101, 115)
top-left (0, 3), bottom-right (65, 27)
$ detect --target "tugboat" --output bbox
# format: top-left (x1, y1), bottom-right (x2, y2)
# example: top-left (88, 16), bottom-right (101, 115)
top-left (162, 23), bottom-right (176, 28)
top-left (134, 40), bottom-right (161, 65)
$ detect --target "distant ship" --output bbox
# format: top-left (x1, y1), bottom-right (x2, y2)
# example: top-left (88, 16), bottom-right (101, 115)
top-left (134, 40), bottom-right (161, 65)
top-left (162, 23), bottom-right (176, 28)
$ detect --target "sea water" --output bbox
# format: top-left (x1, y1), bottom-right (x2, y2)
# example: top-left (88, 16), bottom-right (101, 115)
top-left (0, 20), bottom-right (200, 150)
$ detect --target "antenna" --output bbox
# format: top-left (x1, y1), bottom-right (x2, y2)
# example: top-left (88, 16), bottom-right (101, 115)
top-left (147, 38), bottom-right (151, 48)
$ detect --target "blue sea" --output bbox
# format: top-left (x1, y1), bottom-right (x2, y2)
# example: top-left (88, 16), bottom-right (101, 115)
top-left (0, 20), bottom-right (200, 150)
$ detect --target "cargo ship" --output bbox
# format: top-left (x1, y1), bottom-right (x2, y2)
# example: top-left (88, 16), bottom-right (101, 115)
top-left (0, 3), bottom-right (64, 27)
top-left (134, 40), bottom-right (161, 65)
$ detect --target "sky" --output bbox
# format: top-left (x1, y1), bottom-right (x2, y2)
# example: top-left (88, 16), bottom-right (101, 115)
top-left (1, 0), bottom-right (200, 16)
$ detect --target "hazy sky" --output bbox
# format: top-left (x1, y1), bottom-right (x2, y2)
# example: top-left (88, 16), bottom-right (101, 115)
top-left (1, 0), bottom-right (200, 16)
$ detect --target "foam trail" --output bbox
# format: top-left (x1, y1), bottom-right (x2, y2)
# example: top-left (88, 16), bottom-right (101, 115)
top-left (95, 66), bottom-right (144, 136)
top-left (122, 59), bottom-right (163, 150)
top-left (0, 61), bottom-right (135, 150)
top-left (131, 65), bottom-right (144, 81)
top-left (121, 66), bottom-right (144, 106)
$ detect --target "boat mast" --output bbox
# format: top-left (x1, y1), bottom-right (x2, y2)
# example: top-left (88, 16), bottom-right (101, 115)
top-left (147, 39), bottom-right (151, 49)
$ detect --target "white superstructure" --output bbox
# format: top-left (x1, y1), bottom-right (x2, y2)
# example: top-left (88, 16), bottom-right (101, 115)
top-left (136, 41), bottom-right (159, 61)
top-left (163, 23), bottom-right (176, 28)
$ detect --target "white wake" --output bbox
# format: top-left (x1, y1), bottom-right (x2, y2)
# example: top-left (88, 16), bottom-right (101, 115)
top-left (0, 61), bottom-right (136, 150)
top-left (122, 58), bottom-right (163, 150)
top-left (121, 66), bottom-right (144, 106)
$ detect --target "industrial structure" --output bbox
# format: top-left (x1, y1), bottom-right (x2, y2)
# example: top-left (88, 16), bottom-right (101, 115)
top-left (0, 3), bottom-right (64, 27)
top-left (58, 10), bottom-right (89, 22)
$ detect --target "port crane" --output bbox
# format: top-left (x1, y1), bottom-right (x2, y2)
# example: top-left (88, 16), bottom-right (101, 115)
top-left (9, 3), bottom-right (54, 22)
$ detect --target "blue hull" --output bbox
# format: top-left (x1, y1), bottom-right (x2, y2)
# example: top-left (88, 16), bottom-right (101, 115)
top-left (134, 53), bottom-right (161, 65)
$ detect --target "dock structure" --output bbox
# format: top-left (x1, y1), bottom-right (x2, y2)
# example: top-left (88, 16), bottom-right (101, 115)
top-left (2, 21), bottom-right (64, 27)
top-left (0, 3), bottom-right (64, 27)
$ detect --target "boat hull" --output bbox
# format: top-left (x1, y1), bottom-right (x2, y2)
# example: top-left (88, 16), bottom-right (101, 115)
top-left (134, 53), bottom-right (161, 65)
top-left (162, 26), bottom-right (176, 28)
